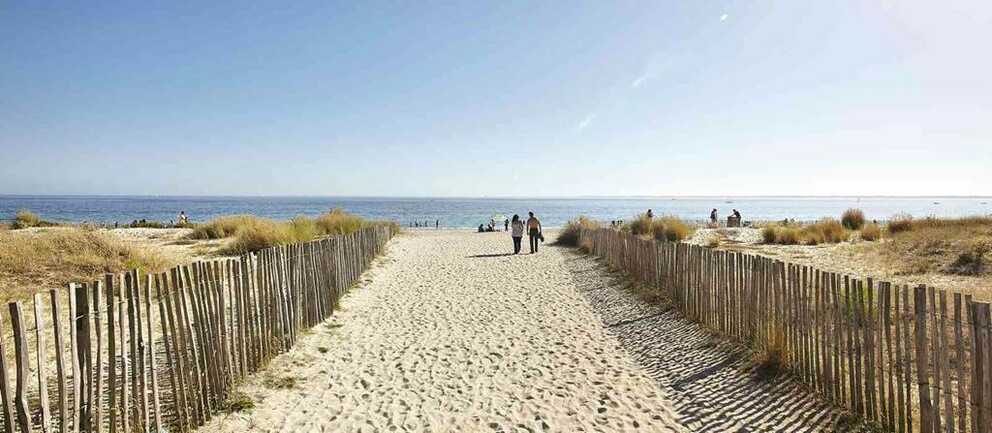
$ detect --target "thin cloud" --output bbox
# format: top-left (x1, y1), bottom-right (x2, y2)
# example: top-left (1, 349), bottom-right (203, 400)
top-left (631, 72), bottom-right (649, 88)
top-left (720, 13), bottom-right (729, 22)
top-left (576, 113), bottom-right (596, 131)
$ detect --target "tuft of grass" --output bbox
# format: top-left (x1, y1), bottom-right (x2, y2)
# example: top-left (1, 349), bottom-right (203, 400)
top-left (776, 227), bottom-right (801, 245)
top-left (555, 216), bottom-right (600, 247)
top-left (650, 217), bottom-right (695, 242)
top-left (887, 213), bottom-right (914, 234)
top-left (222, 218), bottom-right (295, 255)
top-left (263, 375), bottom-right (300, 389)
top-left (189, 215), bottom-right (259, 240)
top-left (948, 245), bottom-right (988, 275)
top-left (315, 208), bottom-right (365, 236)
top-left (762, 219), bottom-right (850, 245)
top-left (220, 391), bottom-right (255, 413)
top-left (623, 214), bottom-right (695, 242)
top-left (125, 220), bottom-right (167, 229)
top-left (842, 208), bottom-right (866, 230)
top-left (761, 226), bottom-right (778, 243)
top-left (0, 228), bottom-right (171, 304)
top-left (802, 218), bottom-right (849, 245)
top-left (15, 209), bottom-right (40, 227)
top-left (754, 329), bottom-right (788, 381)
top-left (860, 223), bottom-right (882, 241)
top-left (627, 214), bottom-right (653, 236)
top-left (10, 209), bottom-right (59, 229)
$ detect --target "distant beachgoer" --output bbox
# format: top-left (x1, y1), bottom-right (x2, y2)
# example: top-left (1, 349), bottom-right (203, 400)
top-left (646, 209), bottom-right (654, 219)
top-left (436, 219), bottom-right (439, 229)
top-left (504, 218), bottom-right (509, 232)
top-left (526, 212), bottom-right (542, 254)
top-left (177, 211), bottom-right (189, 225)
top-left (710, 209), bottom-right (718, 225)
top-left (733, 209), bottom-right (741, 219)
top-left (478, 224), bottom-right (485, 233)
top-left (510, 215), bottom-right (525, 254)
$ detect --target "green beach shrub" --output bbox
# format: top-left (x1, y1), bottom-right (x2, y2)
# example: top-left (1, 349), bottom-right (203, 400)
top-left (841, 208), bottom-right (866, 230)
top-left (126, 220), bottom-right (167, 229)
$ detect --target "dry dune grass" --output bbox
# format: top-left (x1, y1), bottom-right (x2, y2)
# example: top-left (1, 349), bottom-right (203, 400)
top-left (9, 209), bottom-right (59, 229)
top-left (0, 227), bottom-right (172, 304)
top-left (882, 216), bottom-right (992, 276)
top-left (762, 218), bottom-right (850, 245)
top-left (190, 209), bottom-right (398, 254)
top-left (625, 214), bottom-right (695, 242)
top-left (553, 216), bottom-right (599, 247)
top-left (860, 223), bottom-right (882, 241)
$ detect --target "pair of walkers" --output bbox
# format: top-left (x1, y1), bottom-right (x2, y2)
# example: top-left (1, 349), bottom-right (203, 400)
top-left (509, 212), bottom-right (542, 254)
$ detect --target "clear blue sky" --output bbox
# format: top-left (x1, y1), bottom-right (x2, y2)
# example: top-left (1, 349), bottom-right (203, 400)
top-left (1, 1), bottom-right (989, 197)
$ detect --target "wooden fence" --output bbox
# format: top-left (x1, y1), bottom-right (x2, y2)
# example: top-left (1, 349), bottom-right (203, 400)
top-left (0, 225), bottom-right (396, 433)
top-left (579, 228), bottom-right (990, 433)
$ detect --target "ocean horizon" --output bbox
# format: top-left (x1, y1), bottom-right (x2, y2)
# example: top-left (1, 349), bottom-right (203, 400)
top-left (3, 194), bottom-right (991, 229)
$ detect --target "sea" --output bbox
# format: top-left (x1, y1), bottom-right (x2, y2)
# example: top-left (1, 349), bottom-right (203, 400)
top-left (1, 195), bottom-right (991, 229)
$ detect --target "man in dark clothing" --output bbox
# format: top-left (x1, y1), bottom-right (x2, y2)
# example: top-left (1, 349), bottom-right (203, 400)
top-left (526, 212), bottom-right (542, 254)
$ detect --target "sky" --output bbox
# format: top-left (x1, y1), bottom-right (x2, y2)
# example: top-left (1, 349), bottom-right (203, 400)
top-left (1, 1), bottom-right (990, 197)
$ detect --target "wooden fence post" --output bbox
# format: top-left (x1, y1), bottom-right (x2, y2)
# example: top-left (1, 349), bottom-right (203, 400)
top-left (0, 309), bottom-right (17, 433)
top-left (9, 302), bottom-right (32, 432)
top-left (914, 285), bottom-right (934, 433)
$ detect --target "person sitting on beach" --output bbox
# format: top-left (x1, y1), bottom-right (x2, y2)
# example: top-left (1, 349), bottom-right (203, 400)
top-left (478, 224), bottom-right (485, 233)
top-left (510, 215), bottom-right (525, 254)
top-left (526, 211), bottom-right (542, 254)
top-left (646, 209), bottom-right (654, 219)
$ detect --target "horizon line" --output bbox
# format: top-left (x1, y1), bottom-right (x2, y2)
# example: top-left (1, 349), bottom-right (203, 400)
top-left (2, 193), bottom-right (992, 200)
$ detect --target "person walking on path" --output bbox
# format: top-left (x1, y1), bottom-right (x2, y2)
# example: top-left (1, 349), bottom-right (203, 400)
top-left (710, 208), bottom-right (718, 226)
top-left (510, 215), bottom-right (525, 254)
top-left (526, 211), bottom-right (542, 254)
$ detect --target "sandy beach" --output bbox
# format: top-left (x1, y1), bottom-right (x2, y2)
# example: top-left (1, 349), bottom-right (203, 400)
top-left (199, 230), bottom-right (858, 432)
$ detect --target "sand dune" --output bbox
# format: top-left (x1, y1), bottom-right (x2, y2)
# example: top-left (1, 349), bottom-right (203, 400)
top-left (201, 230), bottom-right (856, 432)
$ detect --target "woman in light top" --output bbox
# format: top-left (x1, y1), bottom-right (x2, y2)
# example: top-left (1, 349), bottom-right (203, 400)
top-left (510, 214), bottom-right (525, 254)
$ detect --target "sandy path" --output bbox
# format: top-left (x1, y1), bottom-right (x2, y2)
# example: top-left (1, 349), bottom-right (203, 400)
top-left (203, 230), bottom-right (686, 432)
top-left (201, 230), bottom-right (862, 433)
top-left (564, 253), bottom-right (867, 432)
